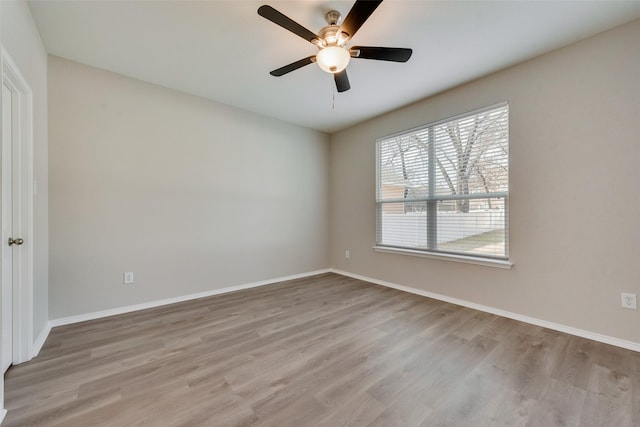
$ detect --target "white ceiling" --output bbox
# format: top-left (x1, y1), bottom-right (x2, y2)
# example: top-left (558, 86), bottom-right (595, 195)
top-left (28, 0), bottom-right (640, 133)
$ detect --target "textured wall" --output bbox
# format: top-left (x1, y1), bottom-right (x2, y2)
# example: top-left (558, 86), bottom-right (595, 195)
top-left (330, 19), bottom-right (640, 344)
top-left (49, 57), bottom-right (330, 318)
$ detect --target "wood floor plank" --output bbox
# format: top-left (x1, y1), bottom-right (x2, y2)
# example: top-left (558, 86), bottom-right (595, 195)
top-left (420, 369), bottom-right (504, 427)
top-left (3, 273), bottom-right (640, 426)
top-left (314, 392), bottom-right (384, 427)
top-left (488, 389), bottom-right (537, 426)
top-left (631, 352), bottom-right (640, 427)
top-left (393, 334), bottom-right (498, 414)
top-left (580, 364), bottom-right (633, 426)
top-left (550, 336), bottom-right (595, 391)
top-left (525, 378), bottom-right (586, 427)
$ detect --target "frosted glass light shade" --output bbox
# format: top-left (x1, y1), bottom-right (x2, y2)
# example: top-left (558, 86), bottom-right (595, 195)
top-left (316, 46), bottom-right (350, 73)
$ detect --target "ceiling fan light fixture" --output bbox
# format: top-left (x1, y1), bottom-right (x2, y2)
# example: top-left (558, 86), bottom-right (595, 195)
top-left (316, 46), bottom-right (350, 73)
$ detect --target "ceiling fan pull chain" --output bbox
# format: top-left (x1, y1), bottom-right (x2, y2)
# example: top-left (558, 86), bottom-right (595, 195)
top-left (332, 81), bottom-right (336, 110)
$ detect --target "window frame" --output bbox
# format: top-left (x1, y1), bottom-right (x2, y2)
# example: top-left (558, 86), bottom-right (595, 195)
top-left (375, 102), bottom-right (511, 267)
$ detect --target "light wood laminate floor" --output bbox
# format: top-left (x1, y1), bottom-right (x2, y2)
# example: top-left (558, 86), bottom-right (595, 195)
top-left (4, 273), bottom-right (640, 426)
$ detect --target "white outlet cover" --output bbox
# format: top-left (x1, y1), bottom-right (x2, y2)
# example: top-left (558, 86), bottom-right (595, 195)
top-left (124, 272), bottom-right (134, 284)
top-left (621, 292), bottom-right (637, 309)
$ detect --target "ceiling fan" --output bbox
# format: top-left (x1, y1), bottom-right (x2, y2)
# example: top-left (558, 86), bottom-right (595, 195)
top-left (258, 0), bottom-right (412, 93)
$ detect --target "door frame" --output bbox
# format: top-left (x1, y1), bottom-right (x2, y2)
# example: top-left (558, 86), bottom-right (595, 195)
top-left (2, 48), bottom-right (34, 365)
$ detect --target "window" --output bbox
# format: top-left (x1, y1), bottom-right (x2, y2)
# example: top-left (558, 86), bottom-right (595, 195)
top-left (376, 103), bottom-right (509, 261)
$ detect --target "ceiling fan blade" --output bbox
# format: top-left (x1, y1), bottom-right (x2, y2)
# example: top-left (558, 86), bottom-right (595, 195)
top-left (270, 56), bottom-right (315, 77)
top-left (339, 0), bottom-right (383, 40)
top-left (351, 46), bottom-right (412, 62)
top-left (258, 5), bottom-right (318, 43)
top-left (334, 70), bottom-right (350, 93)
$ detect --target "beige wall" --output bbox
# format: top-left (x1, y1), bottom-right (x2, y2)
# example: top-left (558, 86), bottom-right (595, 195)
top-left (48, 56), bottom-right (330, 319)
top-left (330, 19), bottom-right (640, 343)
top-left (1, 0), bottom-right (49, 348)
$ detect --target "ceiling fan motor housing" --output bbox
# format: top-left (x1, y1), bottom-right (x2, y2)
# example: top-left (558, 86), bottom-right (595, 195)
top-left (317, 25), bottom-right (349, 48)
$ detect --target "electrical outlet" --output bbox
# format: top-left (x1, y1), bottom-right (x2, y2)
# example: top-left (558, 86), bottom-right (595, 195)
top-left (621, 293), bottom-right (637, 310)
top-left (345, 250), bottom-right (350, 259)
top-left (124, 272), bottom-right (134, 285)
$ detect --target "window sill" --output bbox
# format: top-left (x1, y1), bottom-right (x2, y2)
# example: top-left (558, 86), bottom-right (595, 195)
top-left (373, 246), bottom-right (513, 269)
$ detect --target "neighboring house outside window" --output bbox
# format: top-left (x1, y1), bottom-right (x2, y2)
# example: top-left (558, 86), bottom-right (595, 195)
top-left (376, 103), bottom-right (509, 261)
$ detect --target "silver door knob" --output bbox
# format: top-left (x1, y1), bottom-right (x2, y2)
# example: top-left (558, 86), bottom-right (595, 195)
top-left (8, 238), bottom-right (24, 246)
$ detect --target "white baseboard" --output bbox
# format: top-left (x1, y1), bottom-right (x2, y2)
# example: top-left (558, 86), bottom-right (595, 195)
top-left (31, 321), bottom-right (52, 358)
top-left (0, 408), bottom-right (7, 424)
top-left (50, 269), bottom-right (331, 328)
top-left (330, 268), bottom-right (640, 353)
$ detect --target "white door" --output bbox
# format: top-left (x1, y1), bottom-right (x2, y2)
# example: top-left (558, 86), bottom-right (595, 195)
top-left (1, 82), bottom-right (13, 374)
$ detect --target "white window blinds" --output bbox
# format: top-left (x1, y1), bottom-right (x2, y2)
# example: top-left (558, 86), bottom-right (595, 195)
top-left (376, 103), bottom-right (509, 260)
